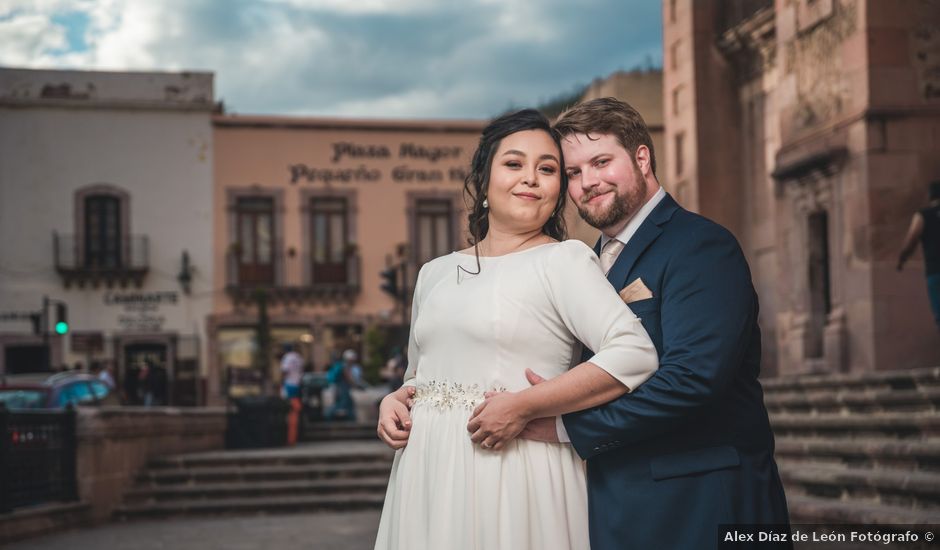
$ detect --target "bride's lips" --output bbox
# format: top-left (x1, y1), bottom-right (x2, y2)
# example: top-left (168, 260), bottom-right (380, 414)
top-left (513, 192), bottom-right (541, 200)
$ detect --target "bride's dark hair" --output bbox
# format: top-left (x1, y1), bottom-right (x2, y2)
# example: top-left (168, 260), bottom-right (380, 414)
top-left (464, 109), bottom-right (568, 247)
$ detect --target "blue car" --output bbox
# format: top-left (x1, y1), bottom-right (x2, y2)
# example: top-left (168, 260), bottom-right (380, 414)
top-left (0, 372), bottom-right (119, 409)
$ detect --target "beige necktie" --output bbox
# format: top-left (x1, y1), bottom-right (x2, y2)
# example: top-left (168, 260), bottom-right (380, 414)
top-left (600, 239), bottom-right (625, 274)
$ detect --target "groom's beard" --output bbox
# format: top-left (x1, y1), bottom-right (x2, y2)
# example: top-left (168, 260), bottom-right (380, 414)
top-left (576, 166), bottom-right (648, 231)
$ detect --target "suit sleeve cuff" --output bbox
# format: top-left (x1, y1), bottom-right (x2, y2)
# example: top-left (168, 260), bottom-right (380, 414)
top-left (556, 416), bottom-right (571, 443)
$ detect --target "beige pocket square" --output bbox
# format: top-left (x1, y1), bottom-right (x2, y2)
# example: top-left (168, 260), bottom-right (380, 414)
top-left (619, 278), bottom-right (653, 304)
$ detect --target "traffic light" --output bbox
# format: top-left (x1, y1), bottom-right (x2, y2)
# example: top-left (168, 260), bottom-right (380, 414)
top-left (380, 266), bottom-right (399, 299)
top-left (54, 303), bottom-right (69, 335)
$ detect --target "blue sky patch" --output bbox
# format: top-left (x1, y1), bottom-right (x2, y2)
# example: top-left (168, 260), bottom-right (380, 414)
top-left (50, 11), bottom-right (91, 54)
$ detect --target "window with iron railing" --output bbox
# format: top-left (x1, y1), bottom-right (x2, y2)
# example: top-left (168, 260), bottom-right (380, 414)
top-left (415, 199), bottom-right (454, 265)
top-left (54, 187), bottom-right (148, 287)
top-left (310, 197), bottom-right (350, 285)
top-left (84, 195), bottom-right (122, 269)
top-left (235, 197), bottom-right (275, 286)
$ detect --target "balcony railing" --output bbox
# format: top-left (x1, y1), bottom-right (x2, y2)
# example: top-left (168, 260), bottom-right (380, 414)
top-left (225, 242), bottom-right (361, 305)
top-left (53, 232), bottom-right (149, 288)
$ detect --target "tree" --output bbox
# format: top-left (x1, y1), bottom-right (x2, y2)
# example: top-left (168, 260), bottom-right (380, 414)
top-left (362, 325), bottom-right (388, 385)
top-left (253, 289), bottom-right (272, 395)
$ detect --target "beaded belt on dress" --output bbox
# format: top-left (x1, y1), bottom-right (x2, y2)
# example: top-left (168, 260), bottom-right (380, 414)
top-left (412, 380), bottom-right (507, 411)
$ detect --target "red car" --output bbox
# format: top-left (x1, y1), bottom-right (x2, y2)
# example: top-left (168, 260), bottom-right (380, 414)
top-left (0, 372), bottom-right (119, 410)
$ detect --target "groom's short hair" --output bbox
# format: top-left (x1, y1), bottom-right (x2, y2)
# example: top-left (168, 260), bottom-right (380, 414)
top-left (554, 97), bottom-right (657, 177)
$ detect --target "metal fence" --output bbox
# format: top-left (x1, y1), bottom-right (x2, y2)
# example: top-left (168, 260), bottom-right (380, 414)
top-left (52, 233), bottom-right (150, 272)
top-left (0, 404), bottom-right (78, 513)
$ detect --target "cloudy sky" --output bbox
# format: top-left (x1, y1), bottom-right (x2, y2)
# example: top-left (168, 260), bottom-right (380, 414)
top-left (0, 0), bottom-right (662, 119)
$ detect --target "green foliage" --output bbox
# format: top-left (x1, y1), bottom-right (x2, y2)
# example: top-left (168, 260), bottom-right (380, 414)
top-left (253, 289), bottom-right (271, 391)
top-left (362, 325), bottom-right (388, 385)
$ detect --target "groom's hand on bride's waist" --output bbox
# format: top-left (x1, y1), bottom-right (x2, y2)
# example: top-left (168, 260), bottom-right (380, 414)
top-left (518, 417), bottom-right (560, 443)
top-left (377, 386), bottom-right (415, 450)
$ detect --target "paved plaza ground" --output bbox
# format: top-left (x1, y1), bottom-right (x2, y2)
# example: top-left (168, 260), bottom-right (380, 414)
top-left (5, 511), bottom-right (382, 550)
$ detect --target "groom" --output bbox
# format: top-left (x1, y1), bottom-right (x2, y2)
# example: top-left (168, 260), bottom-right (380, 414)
top-left (515, 97), bottom-right (791, 549)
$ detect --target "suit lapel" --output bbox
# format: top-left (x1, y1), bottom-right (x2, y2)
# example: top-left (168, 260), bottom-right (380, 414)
top-left (605, 194), bottom-right (680, 289)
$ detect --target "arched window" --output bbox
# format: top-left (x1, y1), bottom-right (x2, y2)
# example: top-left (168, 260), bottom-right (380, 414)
top-left (57, 184), bottom-right (145, 288)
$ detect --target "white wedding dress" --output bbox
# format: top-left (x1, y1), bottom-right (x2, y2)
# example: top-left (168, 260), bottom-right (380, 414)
top-left (374, 240), bottom-right (657, 550)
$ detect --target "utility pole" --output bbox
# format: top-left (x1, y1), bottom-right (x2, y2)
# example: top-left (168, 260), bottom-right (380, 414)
top-left (42, 296), bottom-right (50, 372)
top-left (39, 296), bottom-right (70, 372)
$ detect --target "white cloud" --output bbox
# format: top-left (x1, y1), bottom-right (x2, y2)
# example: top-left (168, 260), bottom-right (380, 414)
top-left (0, 13), bottom-right (67, 66)
top-left (0, 0), bottom-right (663, 118)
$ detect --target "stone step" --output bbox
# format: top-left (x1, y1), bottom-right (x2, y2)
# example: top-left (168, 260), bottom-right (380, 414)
top-left (303, 431), bottom-right (377, 442)
top-left (124, 476), bottom-right (390, 504)
top-left (302, 422), bottom-right (377, 441)
top-left (786, 494), bottom-right (939, 525)
top-left (148, 448), bottom-right (393, 470)
top-left (763, 367), bottom-right (940, 394)
top-left (765, 388), bottom-right (940, 415)
top-left (115, 493), bottom-right (387, 519)
top-left (769, 413), bottom-right (940, 438)
top-left (136, 461), bottom-right (393, 486)
top-left (778, 461), bottom-right (940, 509)
top-left (774, 437), bottom-right (940, 471)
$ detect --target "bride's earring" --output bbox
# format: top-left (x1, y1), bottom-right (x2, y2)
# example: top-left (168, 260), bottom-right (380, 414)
top-left (482, 198), bottom-right (489, 209)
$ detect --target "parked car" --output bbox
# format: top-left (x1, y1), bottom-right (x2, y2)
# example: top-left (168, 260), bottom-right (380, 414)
top-left (0, 371), bottom-right (120, 410)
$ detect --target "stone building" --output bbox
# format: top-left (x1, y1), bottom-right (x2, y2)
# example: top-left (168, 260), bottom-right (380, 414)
top-left (0, 68), bottom-right (215, 405)
top-left (663, 0), bottom-right (940, 376)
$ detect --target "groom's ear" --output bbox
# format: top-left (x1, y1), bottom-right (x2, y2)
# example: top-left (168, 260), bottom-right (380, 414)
top-left (635, 145), bottom-right (652, 176)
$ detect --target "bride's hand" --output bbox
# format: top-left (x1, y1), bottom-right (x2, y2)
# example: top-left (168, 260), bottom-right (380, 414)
top-left (377, 386), bottom-right (415, 450)
top-left (467, 391), bottom-right (531, 451)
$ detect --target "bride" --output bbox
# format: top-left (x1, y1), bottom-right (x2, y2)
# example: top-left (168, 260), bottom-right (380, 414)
top-left (373, 109), bottom-right (658, 550)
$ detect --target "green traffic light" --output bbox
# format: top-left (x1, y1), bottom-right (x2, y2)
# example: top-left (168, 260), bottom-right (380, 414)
top-left (55, 321), bottom-right (69, 335)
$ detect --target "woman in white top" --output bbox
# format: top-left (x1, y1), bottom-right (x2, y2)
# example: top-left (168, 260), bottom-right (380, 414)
top-left (374, 109), bottom-right (657, 550)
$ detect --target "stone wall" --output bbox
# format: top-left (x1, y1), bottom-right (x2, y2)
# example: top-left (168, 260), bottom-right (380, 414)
top-left (77, 407), bottom-right (227, 521)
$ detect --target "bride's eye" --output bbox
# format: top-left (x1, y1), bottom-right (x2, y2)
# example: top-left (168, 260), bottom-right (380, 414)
top-left (539, 164), bottom-right (557, 175)
top-left (505, 160), bottom-right (522, 169)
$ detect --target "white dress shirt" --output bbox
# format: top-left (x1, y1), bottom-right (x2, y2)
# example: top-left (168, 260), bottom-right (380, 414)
top-left (556, 186), bottom-right (666, 442)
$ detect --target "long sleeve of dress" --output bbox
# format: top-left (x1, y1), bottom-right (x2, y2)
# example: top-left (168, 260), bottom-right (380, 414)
top-left (539, 240), bottom-right (658, 391)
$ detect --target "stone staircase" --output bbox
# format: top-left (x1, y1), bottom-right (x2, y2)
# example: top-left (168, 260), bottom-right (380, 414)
top-left (115, 370), bottom-right (940, 524)
top-left (764, 367), bottom-right (940, 525)
top-left (302, 421), bottom-right (378, 442)
top-left (115, 436), bottom-right (393, 519)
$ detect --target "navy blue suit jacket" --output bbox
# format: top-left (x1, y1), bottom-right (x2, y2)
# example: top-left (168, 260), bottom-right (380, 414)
top-left (564, 194), bottom-right (790, 549)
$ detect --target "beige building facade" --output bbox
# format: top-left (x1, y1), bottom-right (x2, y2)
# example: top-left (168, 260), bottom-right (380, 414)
top-left (209, 116), bottom-right (487, 403)
top-left (663, 0), bottom-right (940, 375)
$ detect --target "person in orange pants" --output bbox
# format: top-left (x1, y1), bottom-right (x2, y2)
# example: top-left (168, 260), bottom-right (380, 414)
top-left (286, 394), bottom-right (302, 446)
top-left (280, 344), bottom-right (305, 446)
